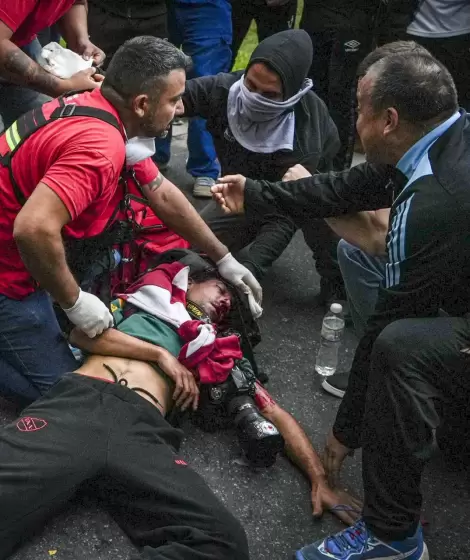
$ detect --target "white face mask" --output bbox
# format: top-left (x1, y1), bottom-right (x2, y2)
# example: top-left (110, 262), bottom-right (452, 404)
top-left (125, 136), bottom-right (156, 166)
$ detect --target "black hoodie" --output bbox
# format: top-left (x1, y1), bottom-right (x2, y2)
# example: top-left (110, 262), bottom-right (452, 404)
top-left (246, 29), bottom-right (313, 100)
top-left (182, 31), bottom-right (339, 181)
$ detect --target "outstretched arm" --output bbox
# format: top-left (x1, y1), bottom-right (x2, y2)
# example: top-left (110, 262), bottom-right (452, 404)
top-left (254, 383), bottom-right (361, 524)
top-left (212, 163), bottom-right (398, 224)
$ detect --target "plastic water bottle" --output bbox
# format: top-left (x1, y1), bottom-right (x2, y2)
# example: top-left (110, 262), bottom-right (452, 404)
top-left (315, 303), bottom-right (345, 376)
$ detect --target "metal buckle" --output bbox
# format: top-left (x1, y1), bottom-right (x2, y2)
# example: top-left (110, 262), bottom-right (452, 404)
top-left (59, 103), bottom-right (76, 118)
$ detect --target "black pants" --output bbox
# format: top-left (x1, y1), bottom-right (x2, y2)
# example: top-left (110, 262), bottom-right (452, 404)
top-left (302, 28), bottom-right (371, 170)
top-left (87, 2), bottom-right (168, 67)
top-left (334, 316), bottom-right (470, 540)
top-left (407, 33), bottom-right (470, 111)
top-left (199, 200), bottom-right (341, 283)
top-left (231, 0), bottom-right (297, 68)
top-left (0, 374), bottom-right (249, 559)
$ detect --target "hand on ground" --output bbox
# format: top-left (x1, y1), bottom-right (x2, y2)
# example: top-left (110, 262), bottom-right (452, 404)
top-left (311, 481), bottom-right (363, 525)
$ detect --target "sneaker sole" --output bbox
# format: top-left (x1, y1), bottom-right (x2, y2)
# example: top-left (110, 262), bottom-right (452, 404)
top-left (321, 378), bottom-right (346, 399)
top-left (192, 188), bottom-right (213, 199)
top-left (295, 542), bottom-right (429, 560)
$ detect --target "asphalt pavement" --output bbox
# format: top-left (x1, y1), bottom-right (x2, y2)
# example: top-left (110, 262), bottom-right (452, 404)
top-left (3, 123), bottom-right (469, 560)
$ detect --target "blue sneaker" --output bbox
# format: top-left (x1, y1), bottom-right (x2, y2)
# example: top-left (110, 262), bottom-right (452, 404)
top-left (295, 520), bottom-right (429, 560)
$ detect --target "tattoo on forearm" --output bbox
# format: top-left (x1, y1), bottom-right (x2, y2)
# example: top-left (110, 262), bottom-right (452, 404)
top-left (2, 44), bottom-right (59, 96)
top-left (146, 172), bottom-right (164, 192)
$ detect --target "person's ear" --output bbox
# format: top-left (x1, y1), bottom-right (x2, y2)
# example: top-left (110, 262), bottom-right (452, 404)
top-left (383, 107), bottom-right (399, 137)
top-left (132, 93), bottom-right (149, 118)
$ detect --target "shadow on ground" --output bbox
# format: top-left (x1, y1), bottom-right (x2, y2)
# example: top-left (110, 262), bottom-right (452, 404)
top-left (4, 127), bottom-right (469, 559)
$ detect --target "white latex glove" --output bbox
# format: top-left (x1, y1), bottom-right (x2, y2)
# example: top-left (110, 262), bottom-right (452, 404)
top-left (247, 292), bottom-right (263, 320)
top-left (62, 289), bottom-right (114, 338)
top-left (216, 253), bottom-right (263, 319)
top-left (39, 42), bottom-right (92, 79)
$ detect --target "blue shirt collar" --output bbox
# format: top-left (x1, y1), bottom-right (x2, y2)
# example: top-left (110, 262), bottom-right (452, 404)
top-left (396, 111), bottom-right (460, 180)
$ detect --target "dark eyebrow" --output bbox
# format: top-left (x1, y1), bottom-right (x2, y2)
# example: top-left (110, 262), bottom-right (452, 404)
top-left (217, 281), bottom-right (231, 295)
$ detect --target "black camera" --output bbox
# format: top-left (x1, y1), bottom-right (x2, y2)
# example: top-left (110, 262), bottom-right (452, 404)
top-left (195, 361), bottom-right (284, 468)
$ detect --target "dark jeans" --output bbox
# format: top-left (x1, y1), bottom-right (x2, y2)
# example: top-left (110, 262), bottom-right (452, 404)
top-left (87, 2), bottom-right (168, 66)
top-left (154, 1), bottom-right (232, 179)
top-left (334, 315), bottom-right (470, 540)
top-left (200, 200), bottom-right (341, 282)
top-left (0, 374), bottom-right (249, 559)
top-left (300, 23), bottom-right (372, 169)
top-left (0, 39), bottom-right (51, 133)
top-left (230, 0), bottom-right (297, 68)
top-left (0, 290), bottom-right (77, 404)
top-left (407, 32), bottom-right (470, 111)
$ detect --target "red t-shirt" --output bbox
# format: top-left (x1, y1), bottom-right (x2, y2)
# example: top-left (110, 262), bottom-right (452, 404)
top-left (0, 0), bottom-right (80, 47)
top-left (0, 88), bottom-right (130, 299)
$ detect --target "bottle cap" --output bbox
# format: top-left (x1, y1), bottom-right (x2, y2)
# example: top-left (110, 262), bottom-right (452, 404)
top-left (330, 303), bottom-right (343, 314)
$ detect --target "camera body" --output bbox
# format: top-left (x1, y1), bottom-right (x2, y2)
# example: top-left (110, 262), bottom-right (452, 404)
top-left (196, 356), bottom-right (284, 468)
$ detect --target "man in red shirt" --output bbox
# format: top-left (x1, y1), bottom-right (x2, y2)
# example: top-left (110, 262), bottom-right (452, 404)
top-left (0, 36), bottom-right (262, 405)
top-left (0, 0), bottom-right (105, 132)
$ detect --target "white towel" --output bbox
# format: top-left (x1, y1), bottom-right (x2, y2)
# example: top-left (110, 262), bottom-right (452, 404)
top-left (38, 42), bottom-right (92, 79)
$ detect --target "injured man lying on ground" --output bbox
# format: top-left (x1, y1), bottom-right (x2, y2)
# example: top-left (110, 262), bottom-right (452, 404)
top-left (0, 251), bottom-right (359, 559)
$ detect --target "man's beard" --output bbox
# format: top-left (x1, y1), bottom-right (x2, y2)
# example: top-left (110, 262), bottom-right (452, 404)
top-left (140, 110), bottom-right (170, 138)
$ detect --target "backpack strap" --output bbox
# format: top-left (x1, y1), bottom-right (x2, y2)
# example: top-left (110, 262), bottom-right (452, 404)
top-left (0, 94), bottom-right (123, 205)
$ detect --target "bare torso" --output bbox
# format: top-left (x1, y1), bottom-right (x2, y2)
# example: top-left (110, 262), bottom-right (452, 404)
top-left (75, 355), bottom-right (173, 415)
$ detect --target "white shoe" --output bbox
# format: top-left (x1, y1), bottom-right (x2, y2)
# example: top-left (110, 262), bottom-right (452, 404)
top-left (193, 176), bottom-right (216, 198)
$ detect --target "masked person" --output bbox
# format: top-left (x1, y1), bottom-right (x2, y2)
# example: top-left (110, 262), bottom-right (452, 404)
top-left (0, 36), bottom-right (262, 407)
top-left (0, 0), bottom-right (106, 132)
top-left (187, 30), bottom-right (344, 304)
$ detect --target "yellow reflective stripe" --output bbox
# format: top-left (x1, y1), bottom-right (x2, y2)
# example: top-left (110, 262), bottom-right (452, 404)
top-left (10, 121), bottom-right (20, 145)
top-left (5, 128), bottom-right (15, 151)
top-left (5, 121), bottom-right (21, 151)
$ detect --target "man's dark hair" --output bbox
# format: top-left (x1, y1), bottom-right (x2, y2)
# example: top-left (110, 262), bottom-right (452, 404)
top-left (189, 268), bottom-right (220, 285)
top-left (365, 52), bottom-right (458, 125)
top-left (103, 36), bottom-right (191, 101)
top-left (357, 40), bottom-right (431, 77)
